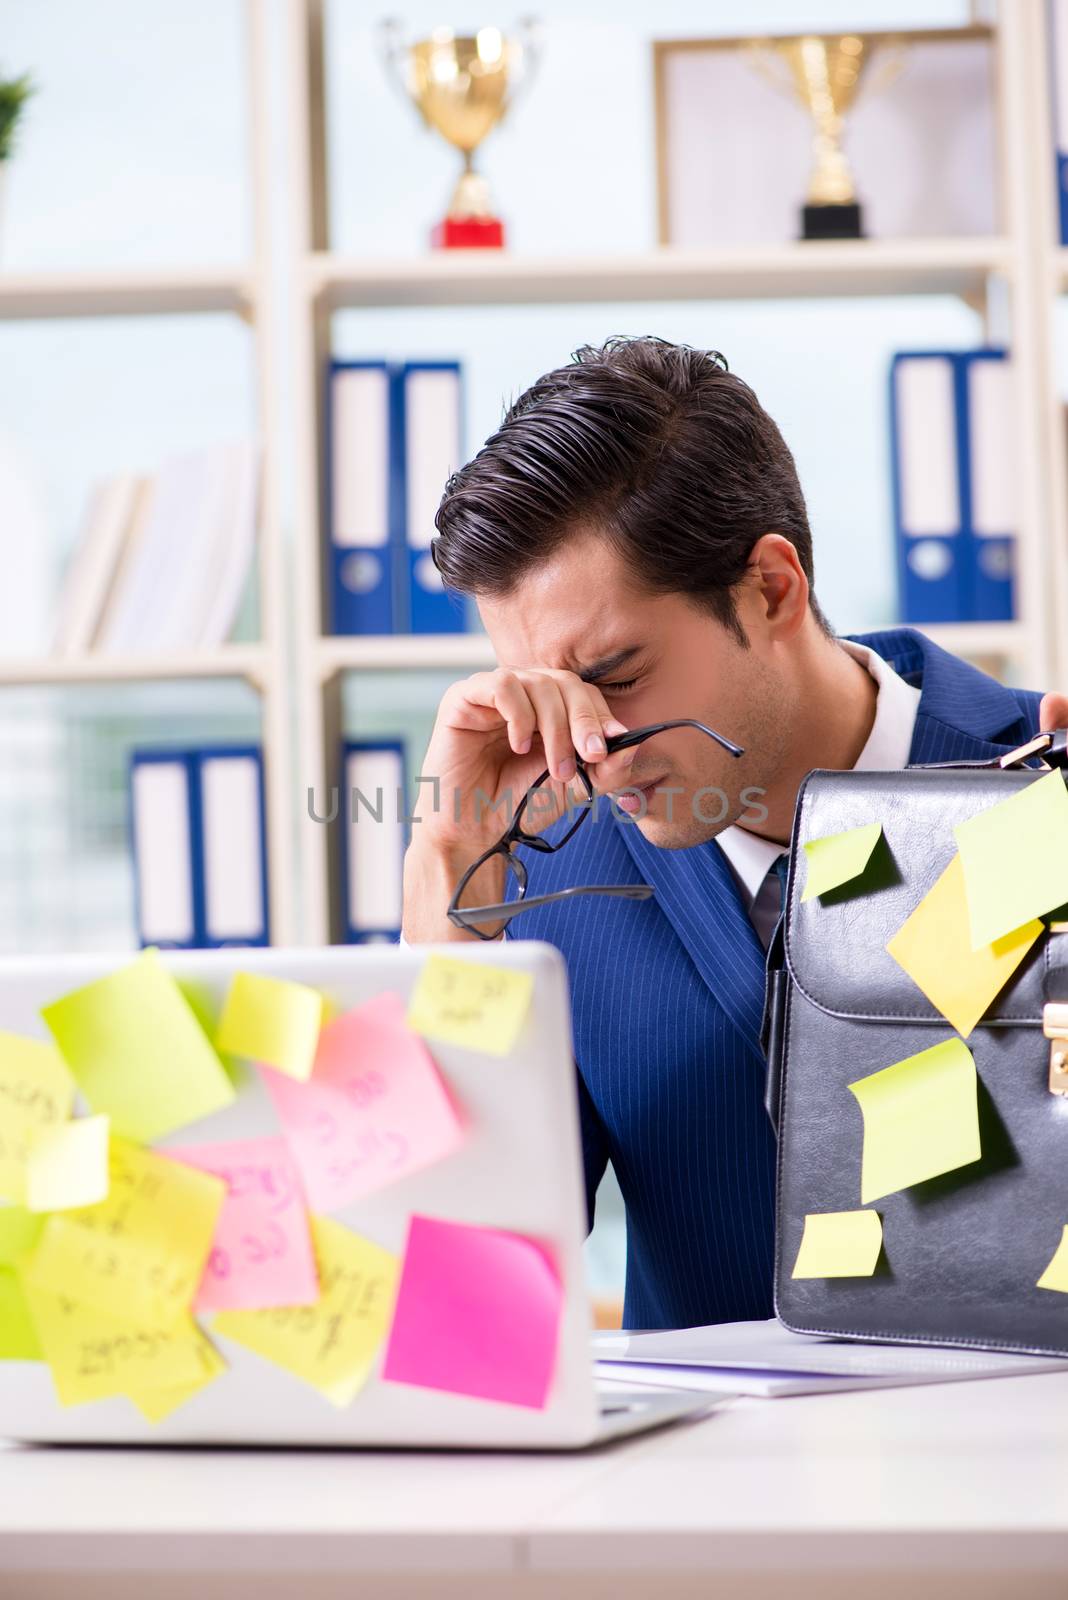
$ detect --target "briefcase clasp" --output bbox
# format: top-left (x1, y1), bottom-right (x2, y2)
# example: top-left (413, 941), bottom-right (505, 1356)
top-left (1000, 731), bottom-right (1068, 770)
top-left (1043, 1003), bottom-right (1068, 1095)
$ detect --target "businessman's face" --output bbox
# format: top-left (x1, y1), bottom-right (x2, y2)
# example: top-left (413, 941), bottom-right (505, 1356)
top-left (479, 531), bottom-right (799, 847)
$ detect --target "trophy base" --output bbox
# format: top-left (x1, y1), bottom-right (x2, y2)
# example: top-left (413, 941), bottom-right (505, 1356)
top-left (801, 201), bottom-right (864, 241)
top-left (431, 216), bottom-right (505, 250)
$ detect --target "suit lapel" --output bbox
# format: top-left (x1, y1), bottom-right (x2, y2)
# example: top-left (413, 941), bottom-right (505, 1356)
top-left (615, 817), bottom-right (769, 1054)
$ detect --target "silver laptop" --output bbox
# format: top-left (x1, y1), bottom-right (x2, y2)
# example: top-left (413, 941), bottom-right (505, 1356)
top-left (0, 942), bottom-right (721, 1449)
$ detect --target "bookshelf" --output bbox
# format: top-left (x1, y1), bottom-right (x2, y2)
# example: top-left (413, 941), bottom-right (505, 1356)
top-left (285, 0), bottom-right (1068, 947)
top-left (5, 2), bottom-right (1068, 953)
top-left (0, 0), bottom-right (297, 947)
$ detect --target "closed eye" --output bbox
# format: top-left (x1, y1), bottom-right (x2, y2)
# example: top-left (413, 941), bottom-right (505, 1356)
top-left (599, 677), bottom-right (638, 694)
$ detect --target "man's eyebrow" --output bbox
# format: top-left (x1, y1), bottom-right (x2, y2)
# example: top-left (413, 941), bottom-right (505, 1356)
top-left (574, 647), bottom-right (641, 684)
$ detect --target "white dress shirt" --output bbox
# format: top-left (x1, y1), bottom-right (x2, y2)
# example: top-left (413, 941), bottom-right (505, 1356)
top-left (716, 639), bottom-right (922, 948)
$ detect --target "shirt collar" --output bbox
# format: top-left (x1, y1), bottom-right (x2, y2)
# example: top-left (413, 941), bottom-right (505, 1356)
top-left (715, 637), bottom-right (922, 907)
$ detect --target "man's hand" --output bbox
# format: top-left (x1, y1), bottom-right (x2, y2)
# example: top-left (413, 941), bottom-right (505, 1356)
top-left (402, 667), bottom-right (639, 944)
top-left (1040, 694), bottom-right (1068, 733)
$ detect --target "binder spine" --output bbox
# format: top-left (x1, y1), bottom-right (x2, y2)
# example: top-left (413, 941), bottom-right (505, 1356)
top-left (1053, 0), bottom-right (1068, 243)
top-left (327, 360), bottom-right (395, 635)
top-left (400, 361), bottom-right (466, 635)
top-left (340, 739), bottom-right (407, 943)
top-left (962, 348), bottom-right (1016, 623)
top-left (198, 745), bottom-right (270, 948)
top-left (128, 750), bottom-right (202, 950)
top-left (889, 352), bottom-right (966, 625)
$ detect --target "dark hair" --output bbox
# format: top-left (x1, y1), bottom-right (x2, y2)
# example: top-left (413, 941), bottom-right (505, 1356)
top-left (432, 335), bottom-right (832, 643)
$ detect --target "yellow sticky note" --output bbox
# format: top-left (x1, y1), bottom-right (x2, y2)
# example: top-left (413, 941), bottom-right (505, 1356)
top-left (41, 950), bottom-right (235, 1143)
top-left (25, 1115), bottom-right (110, 1213)
top-left (955, 770), bottom-right (1068, 949)
top-left (406, 955), bottom-right (534, 1057)
top-left (216, 972), bottom-right (323, 1082)
top-left (801, 822), bottom-right (882, 902)
top-left (791, 1210), bottom-right (883, 1278)
top-left (20, 1279), bottom-right (216, 1407)
top-left (128, 1336), bottom-right (227, 1423)
top-left (887, 854), bottom-right (1043, 1037)
top-left (849, 1036), bottom-right (981, 1205)
top-left (1037, 1226), bottom-right (1068, 1293)
top-left (0, 1031), bottom-right (75, 1203)
top-left (24, 1138), bottom-right (225, 1324)
top-left (214, 1214), bottom-right (397, 1407)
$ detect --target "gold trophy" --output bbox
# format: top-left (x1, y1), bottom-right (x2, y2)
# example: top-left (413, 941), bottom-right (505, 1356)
top-left (746, 33), bottom-right (897, 241)
top-left (380, 20), bottom-right (540, 249)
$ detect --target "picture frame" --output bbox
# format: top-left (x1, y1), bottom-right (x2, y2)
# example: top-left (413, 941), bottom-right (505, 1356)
top-left (653, 26), bottom-right (999, 248)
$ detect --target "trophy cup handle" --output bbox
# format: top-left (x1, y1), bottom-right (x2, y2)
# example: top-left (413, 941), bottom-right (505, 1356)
top-left (864, 36), bottom-right (907, 98)
top-left (500, 16), bottom-right (543, 120)
top-left (377, 17), bottom-right (413, 104)
top-left (740, 39), bottom-right (795, 98)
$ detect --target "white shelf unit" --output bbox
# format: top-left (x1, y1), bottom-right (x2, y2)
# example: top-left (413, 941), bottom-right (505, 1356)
top-left (286, 0), bottom-right (1063, 948)
top-left (307, 237), bottom-right (1012, 309)
top-left (0, 0), bottom-right (297, 947)
top-left (0, 645), bottom-right (271, 690)
top-left (0, 268), bottom-right (254, 321)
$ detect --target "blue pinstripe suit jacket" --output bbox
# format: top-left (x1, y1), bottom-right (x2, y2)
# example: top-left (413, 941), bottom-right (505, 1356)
top-left (506, 628), bottom-right (1046, 1330)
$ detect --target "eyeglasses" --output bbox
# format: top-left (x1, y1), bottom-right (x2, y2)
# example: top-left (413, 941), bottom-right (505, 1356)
top-left (446, 719), bottom-right (744, 939)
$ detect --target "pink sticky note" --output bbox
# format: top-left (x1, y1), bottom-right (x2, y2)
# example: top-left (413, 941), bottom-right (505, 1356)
top-left (382, 1214), bottom-right (563, 1410)
top-left (167, 1136), bottom-right (319, 1313)
top-left (260, 992), bottom-right (464, 1213)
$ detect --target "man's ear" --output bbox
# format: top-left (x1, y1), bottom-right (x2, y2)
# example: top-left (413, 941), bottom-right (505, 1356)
top-left (1040, 692), bottom-right (1068, 733)
top-left (748, 533), bottom-right (809, 640)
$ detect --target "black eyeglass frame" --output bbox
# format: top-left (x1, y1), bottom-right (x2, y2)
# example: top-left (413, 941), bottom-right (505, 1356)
top-left (446, 719), bottom-right (744, 939)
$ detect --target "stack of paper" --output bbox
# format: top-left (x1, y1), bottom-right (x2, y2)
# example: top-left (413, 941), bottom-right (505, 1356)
top-left (594, 1319), bottom-right (1068, 1398)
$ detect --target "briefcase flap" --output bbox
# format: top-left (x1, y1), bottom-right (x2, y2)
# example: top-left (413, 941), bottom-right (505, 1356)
top-left (784, 764), bottom-right (1060, 1028)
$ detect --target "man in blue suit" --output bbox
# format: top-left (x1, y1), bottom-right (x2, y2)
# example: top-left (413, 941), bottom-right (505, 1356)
top-left (402, 335), bottom-right (1066, 1331)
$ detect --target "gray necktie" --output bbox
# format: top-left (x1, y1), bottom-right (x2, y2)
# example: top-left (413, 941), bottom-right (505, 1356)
top-left (772, 853), bottom-right (789, 915)
top-left (767, 852), bottom-right (790, 948)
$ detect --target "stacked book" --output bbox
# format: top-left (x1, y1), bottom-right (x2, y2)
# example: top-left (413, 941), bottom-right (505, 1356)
top-left (52, 439), bottom-right (259, 656)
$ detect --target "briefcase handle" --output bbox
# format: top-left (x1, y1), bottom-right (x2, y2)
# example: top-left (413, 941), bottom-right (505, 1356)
top-left (917, 729), bottom-right (1068, 773)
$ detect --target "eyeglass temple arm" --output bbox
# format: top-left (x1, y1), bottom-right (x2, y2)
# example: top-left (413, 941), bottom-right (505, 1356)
top-left (448, 883), bottom-right (655, 928)
top-left (601, 719), bottom-right (744, 760)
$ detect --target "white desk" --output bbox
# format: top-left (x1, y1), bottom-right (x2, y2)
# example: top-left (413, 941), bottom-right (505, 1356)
top-left (3, 1372), bottom-right (1068, 1600)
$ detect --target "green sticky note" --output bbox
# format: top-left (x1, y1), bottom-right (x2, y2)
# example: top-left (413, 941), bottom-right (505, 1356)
top-left (1037, 1226), bottom-right (1068, 1294)
top-left (0, 1269), bottom-right (41, 1360)
top-left (849, 1036), bottom-right (981, 1205)
top-left (801, 822), bottom-right (882, 902)
top-left (791, 1210), bottom-right (883, 1279)
top-left (215, 972), bottom-right (323, 1083)
top-left (0, 1207), bottom-right (45, 1362)
top-left (41, 950), bottom-right (235, 1144)
top-left (955, 769), bottom-right (1068, 949)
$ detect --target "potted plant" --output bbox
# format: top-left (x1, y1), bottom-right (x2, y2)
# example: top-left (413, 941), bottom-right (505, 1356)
top-left (0, 71), bottom-right (34, 260)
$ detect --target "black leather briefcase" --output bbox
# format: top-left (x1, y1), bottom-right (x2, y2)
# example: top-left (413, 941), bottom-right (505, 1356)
top-left (763, 732), bottom-right (1068, 1356)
